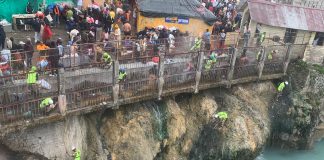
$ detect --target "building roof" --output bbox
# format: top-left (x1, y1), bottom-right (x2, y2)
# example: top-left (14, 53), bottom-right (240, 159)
top-left (137, 0), bottom-right (217, 25)
top-left (247, 0), bottom-right (324, 32)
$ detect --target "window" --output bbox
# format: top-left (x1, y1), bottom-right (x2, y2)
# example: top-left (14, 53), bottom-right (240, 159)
top-left (284, 28), bottom-right (297, 43)
top-left (313, 32), bottom-right (324, 46)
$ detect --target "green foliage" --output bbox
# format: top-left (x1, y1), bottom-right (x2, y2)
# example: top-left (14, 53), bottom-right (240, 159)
top-left (312, 64), bottom-right (324, 74)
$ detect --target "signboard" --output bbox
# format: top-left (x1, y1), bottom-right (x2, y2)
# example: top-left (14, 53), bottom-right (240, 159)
top-left (165, 17), bottom-right (177, 23)
top-left (165, 17), bottom-right (189, 24)
top-left (178, 17), bottom-right (189, 24)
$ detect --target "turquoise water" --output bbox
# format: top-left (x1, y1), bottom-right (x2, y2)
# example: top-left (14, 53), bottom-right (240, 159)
top-left (256, 140), bottom-right (324, 160)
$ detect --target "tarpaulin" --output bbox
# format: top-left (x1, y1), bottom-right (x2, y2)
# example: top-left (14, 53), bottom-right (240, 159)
top-left (137, 0), bottom-right (217, 25)
top-left (0, 0), bottom-right (74, 22)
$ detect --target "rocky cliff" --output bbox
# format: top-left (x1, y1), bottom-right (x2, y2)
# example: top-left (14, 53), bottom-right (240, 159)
top-left (0, 81), bottom-right (277, 160)
top-left (269, 61), bottom-right (324, 149)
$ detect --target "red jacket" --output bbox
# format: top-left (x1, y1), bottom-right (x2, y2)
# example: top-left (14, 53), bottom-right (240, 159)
top-left (54, 6), bottom-right (60, 15)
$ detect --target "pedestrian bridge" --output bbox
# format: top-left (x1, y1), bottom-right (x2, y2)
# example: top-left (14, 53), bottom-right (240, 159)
top-left (0, 41), bottom-right (300, 135)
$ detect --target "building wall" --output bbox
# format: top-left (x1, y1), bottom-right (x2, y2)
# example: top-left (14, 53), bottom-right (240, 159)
top-left (83, 0), bottom-right (105, 8)
top-left (137, 14), bottom-right (213, 37)
top-left (258, 24), bottom-right (286, 40)
top-left (295, 30), bottom-right (312, 44)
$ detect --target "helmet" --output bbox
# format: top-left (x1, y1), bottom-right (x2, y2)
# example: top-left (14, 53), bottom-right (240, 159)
top-left (31, 66), bottom-right (37, 71)
top-left (119, 67), bottom-right (126, 72)
top-left (285, 81), bottom-right (288, 85)
top-left (48, 99), bottom-right (54, 105)
top-left (72, 146), bottom-right (76, 151)
top-left (103, 53), bottom-right (108, 58)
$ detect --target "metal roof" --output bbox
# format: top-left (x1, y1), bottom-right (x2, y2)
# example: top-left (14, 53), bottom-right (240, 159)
top-left (247, 0), bottom-right (324, 32)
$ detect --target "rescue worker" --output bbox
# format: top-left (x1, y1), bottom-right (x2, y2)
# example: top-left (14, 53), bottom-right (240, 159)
top-left (257, 32), bottom-right (266, 46)
top-left (190, 37), bottom-right (202, 51)
top-left (27, 66), bottom-right (38, 85)
top-left (256, 49), bottom-right (262, 62)
top-left (101, 52), bottom-right (112, 68)
top-left (72, 147), bottom-right (81, 160)
top-left (27, 66), bottom-right (39, 96)
top-left (205, 53), bottom-right (217, 70)
top-left (39, 97), bottom-right (56, 112)
top-left (118, 67), bottom-right (127, 82)
top-left (214, 111), bottom-right (228, 127)
top-left (278, 81), bottom-right (288, 92)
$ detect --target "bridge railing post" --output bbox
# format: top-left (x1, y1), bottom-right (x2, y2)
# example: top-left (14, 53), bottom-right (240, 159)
top-left (283, 43), bottom-right (292, 75)
top-left (194, 51), bottom-right (204, 93)
top-left (258, 46), bottom-right (266, 79)
top-left (157, 53), bottom-right (165, 100)
top-left (58, 68), bottom-right (67, 116)
top-left (112, 60), bottom-right (120, 109)
top-left (227, 47), bottom-right (238, 86)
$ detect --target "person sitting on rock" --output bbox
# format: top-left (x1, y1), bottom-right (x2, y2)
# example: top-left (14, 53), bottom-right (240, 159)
top-left (278, 81), bottom-right (288, 92)
top-left (276, 81), bottom-right (288, 101)
top-left (214, 111), bottom-right (228, 127)
top-left (72, 146), bottom-right (81, 160)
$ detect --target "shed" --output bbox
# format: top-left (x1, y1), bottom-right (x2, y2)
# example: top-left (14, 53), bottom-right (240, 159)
top-left (240, 0), bottom-right (324, 62)
top-left (0, 0), bottom-right (74, 22)
top-left (136, 0), bottom-right (217, 36)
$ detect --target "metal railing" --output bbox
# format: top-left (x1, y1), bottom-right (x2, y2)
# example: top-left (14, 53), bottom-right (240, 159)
top-left (0, 41), bottom-right (303, 125)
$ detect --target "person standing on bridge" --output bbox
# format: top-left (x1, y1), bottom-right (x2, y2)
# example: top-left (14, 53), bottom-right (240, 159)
top-left (39, 97), bottom-right (56, 113)
top-left (205, 52), bottom-right (217, 70)
top-left (27, 66), bottom-right (39, 97)
top-left (118, 67), bottom-right (127, 82)
top-left (101, 52), bottom-right (112, 68)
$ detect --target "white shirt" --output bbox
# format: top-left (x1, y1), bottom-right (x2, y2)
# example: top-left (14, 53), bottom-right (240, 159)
top-left (77, 0), bottom-right (83, 6)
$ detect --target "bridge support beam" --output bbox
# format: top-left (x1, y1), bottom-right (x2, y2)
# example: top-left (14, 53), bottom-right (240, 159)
top-left (112, 60), bottom-right (120, 109)
top-left (283, 44), bottom-right (292, 75)
top-left (194, 51), bottom-right (204, 93)
top-left (157, 53), bottom-right (165, 100)
top-left (258, 46), bottom-right (266, 79)
top-left (227, 47), bottom-right (238, 87)
top-left (58, 68), bottom-right (67, 116)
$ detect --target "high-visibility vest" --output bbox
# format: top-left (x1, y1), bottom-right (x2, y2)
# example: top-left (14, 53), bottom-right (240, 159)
top-left (102, 52), bottom-right (111, 63)
top-left (268, 53), bottom-right (273, 60)
top-left (260, 33), bottom-right (265, 43)
top-left (39, 98), bottom-right (53, 109)
top-left (191, 38), bottom-right (202, 51)
top-left (118, 72), bottom-right (127, 80)
top-left (278, 82), bottom-right (285, 92)
top-left (217, 112), bottom-right (228, 120)
top-left (204, 60), bottom-right (213, 70)
top-left (74, 149), bottom-right (81, 160)
top-left (210, 53), bottom-right (217, 63)
top-left (27, 71), bottom-right (37, 84)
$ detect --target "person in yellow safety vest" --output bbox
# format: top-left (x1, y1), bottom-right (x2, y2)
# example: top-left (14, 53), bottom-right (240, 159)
top-left (214, 111), bottom-right (228, 127)
top-left (256, 50), bottom-right (262, 61)
top-left (72, 147), bottom-right (81, 160)
top-left (190, 37), bottom-right (202, 51)
top-left (27, 66), bottom-right (38, 85)
top-left (268, 52), bottom-right (273, 60)
top-left (39, 97), bottom-right (56, 111)
top-left (278, 81), bottom-right (288, 92)
top-left (205, 53), bottom-right (217, 70)
top-left (258, 32), bottom-right (266, 45)
top-left (102, 52), bottom-right (112, 66)
top-left (118, 67), bottom-right (127, 82)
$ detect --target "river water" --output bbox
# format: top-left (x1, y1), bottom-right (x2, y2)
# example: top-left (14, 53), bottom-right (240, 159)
top-left (256, 140), bottom-right (324, 160)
